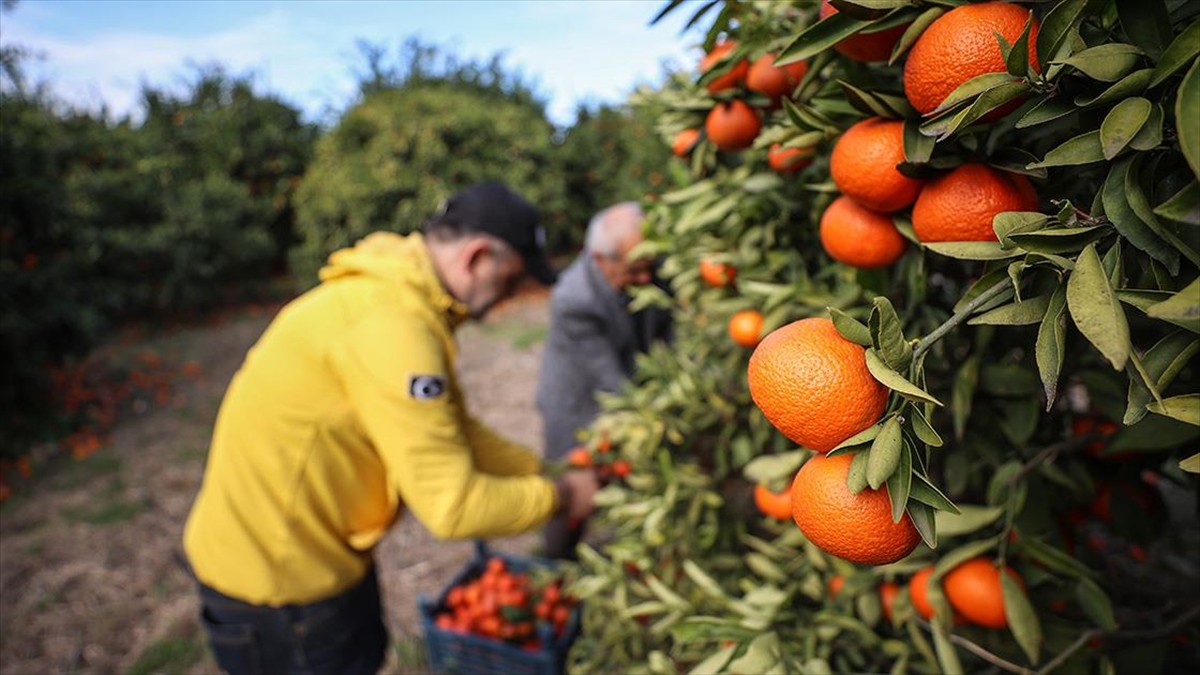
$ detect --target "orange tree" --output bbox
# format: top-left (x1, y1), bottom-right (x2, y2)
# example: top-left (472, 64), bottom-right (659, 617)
top-left (564, 1), bottom-right (1198, 673)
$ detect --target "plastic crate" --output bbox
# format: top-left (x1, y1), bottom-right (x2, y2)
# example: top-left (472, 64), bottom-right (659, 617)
top-left (418, 541), bottom-right (582, 675)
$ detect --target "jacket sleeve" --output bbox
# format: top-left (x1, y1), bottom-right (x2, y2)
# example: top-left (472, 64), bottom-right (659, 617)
top-left (465, 415), bottom-right (544, 476)
top-left (328, 310), bottom-right (558, 539)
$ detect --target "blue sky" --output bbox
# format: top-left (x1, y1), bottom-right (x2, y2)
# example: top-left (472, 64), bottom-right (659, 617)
top-left (1, 0), bottom-right (709, 127)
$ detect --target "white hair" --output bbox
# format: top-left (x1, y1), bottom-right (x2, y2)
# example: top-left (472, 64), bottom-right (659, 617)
top-left (584, 202), bottom-right (644, 257)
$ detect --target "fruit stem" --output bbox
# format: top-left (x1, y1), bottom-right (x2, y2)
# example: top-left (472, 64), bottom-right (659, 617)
top-left (913, 278), bottom-right (1013, 359)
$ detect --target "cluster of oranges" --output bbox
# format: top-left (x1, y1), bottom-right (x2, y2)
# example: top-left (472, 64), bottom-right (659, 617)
top-left (821, 2), bottom-right (1041, 268)
top-left (697, 258), bottom-right (767, 349)
top-left (747, 317), bottom-right (916, 565)
top-left (672, 29), bottom-right (815, 172)
top-left (432, 556), bottom-right (577, 650)
top-left (827, 556), bottom-right (1021, 631)
top-left (566, 433), bottom-right (631, 485)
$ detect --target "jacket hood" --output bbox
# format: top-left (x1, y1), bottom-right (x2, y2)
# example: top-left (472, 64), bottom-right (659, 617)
top-left (318, 232), bottom-right (469, 325)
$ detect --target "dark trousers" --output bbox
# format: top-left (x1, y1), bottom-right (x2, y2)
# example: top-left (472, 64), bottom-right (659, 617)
top-left (197, 567), bottom-right (388, 675)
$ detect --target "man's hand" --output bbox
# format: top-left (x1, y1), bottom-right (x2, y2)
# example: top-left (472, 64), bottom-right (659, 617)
top-left (555, 469), bottom-right (600, 521)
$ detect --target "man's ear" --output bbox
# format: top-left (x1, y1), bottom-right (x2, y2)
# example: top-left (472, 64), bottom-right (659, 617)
top-left (462, 237), bottom-right (493, 275)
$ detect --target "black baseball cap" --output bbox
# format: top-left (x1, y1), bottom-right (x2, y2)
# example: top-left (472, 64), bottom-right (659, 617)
top-left (434, 181), bottom-right (557, 285)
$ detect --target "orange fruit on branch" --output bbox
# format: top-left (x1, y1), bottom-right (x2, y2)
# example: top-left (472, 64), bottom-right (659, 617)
top-left (819, 196), bottom-right (907, 269)
top-left (903, 1), bottom-right (1040, 116)
top-left (699, 40), bottom-right (748, 94)
top-left (911, 162), bottom-right (1039, 242)
top-left (943, 557), bottom-right (1023, 629)
top-left (908, 566), bottom-right (937, 620)
top-left (705, 100), bottom-right (762, 152)
top-left (768, 143), bottom-right (813, 173)
top-left (672, 128), bottom-right (700, 157)
top-left (699, 259), bottom-right (737, 287)
top-left (830, 117), bottom-right (924, 212)
top-left (729, 309), bottom-right (765, 348)
top-left (754, 483), bottom-right (793, 520)
top-left (879, 581), bottom-right (900, 623)
top-left (819, 0), bottom-right (911, 63)
top-left (745, 53), bottom-right (808, 102)
top-left (789, 453), bottom-right (921, 565)
top-left (748, 317), bottom-right (888, 453)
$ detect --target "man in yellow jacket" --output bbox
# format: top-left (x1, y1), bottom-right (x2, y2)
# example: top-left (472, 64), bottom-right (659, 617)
top-left (183, 181), bottom-right (598, 675)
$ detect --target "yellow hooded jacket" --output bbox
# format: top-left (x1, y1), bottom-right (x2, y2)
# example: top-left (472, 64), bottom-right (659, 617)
top-left (183, 232), bottom-right (557, 606)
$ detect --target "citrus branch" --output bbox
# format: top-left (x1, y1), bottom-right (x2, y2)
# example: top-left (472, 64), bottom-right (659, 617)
top-left (1034, 629), bottom-right (1101, 675)
top-left (915, 618), bottom-right (1034, 675)
top-left (914, 277), bottom-right (1013, 360)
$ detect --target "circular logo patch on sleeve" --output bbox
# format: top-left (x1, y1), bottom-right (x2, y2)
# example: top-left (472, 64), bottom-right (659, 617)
top-left (408, 374), bottom-right (446, 400)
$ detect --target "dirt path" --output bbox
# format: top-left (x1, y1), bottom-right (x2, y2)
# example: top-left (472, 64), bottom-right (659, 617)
top-left (0, 289), bottom-right (552, 675)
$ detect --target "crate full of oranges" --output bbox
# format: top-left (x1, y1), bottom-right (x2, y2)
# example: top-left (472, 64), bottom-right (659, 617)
top-left (418, 541), bottom-right (581, 675)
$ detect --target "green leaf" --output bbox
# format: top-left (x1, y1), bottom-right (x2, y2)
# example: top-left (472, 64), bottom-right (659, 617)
top-left (1076, 577), bottom-right (1118, 631)
top-left (1018, 538), bottom-right (1096, 579)
top-left (909, 501), bottom-right (938, 549)
top-left (910, 406), bottom-right (944, 448)
top-left (969, 293), bottom-right (1052, 326)
top-left (1178, 58), bottom-right (1200, 182)
top-left (994, 211), bottom-right (1051, 247)
top-left (1124, 158), bottom-right (1200, 268)
top-left (847, 450), bottom-right (870, 494)
top-left (931, 73), bottom-right (1018, 115)
top-left (932, 619), bottom-right (964, 675)
top-left (924, 241), bottom-right (1025, 260)
top-left (886, 440), bottom-right (913, 523)
top-left (829, 0), bottom-right (908, 20)
top-left (868, 415), bottom-right (903, 489)
top-left (889, 7), bottom-right (944, 65)
top-left (1128, 102), bottom-right (1164, 151)
top-left (903, 117), bottom-right (936, 164)
top-left (1036, 0), bottom-right (1089, 72)
top-left (1125, 331), bottom-right (1199, 425)
top-left (780, 11), bottom-right (872, 64)
top-left (1006, 226), bottom-right (1108, 254)
top-left (865, 349), bottom-right (943, 406)
top-left (829, 307), bottom-right (873, 346)
top-left (1146, 278), bottom-right (1200, 333)
top-left (743, 173), bottom-right (784, 194)
top-left (1075, 69), bottom-right (1154, 108)
top-left (1103, 157), bottom-right (1180, 272)
top-left (1058, 43), bottom-right (1145, 82)
top-left (830, 423), bottom-right (883, 454)
top-left (910, 472), bottom-right (960, 514)
top-left (934, 504), bottom-right (1004, 537)
top-left (839, 79), bottom-right (911, 118)
top-left (1153, 181), bottom-right (1200, 225)
top-left (688, 644), bottom-right (737, 675)
top-left (1115, 0), bottom-right (1172, 60)
top-left (1067, 244), bottom-right (1131, 370)
top-left (952, 355), bottom-right (980, 441)
top-left (1147, 394), bottom-right (1200, 425)
top-left (921, 82), bottom-right (1030, 139)
top-left (933, 538), bottom-right (1002, 579)
top-left (1109, 412), bottom-right (1200, 452)
top-left (1181, 452), bottom-right (1200, 473)
top-left (1028, 130), bottom-right (1106, 169)
top-left (1002, 572), bottom-right (1042, 663)
top-left (1015, 97), bottom-right (1077, 129)
top-left (1005, 12), bottom-right (1035, 77)
top-left (1100, 97), bottom-right (1152, 159)
top-left (870, 297), bottom-right (912, 371)
top-left (1149, 20), bottom-right (1200, 89)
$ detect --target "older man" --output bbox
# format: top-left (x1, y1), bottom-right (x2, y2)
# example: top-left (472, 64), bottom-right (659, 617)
top-left (536, 201), bottom-right (672, 559)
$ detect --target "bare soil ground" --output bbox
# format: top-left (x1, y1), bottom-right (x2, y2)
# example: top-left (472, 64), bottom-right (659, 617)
top-left (0, 287), bottom-right (553, 675)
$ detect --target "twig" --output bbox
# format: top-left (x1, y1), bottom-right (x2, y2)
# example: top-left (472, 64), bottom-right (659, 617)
top-left (915, 618), bottom-right (1034, 675)
top-left (1036, 629), bottom-right (1100, 675)
top-left (1006, 435), bottom-right (1092, 486)
top-left (914, 278), bottom-right (1013, 359)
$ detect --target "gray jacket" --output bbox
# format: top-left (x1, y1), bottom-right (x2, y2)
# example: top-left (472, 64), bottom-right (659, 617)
top-left (535, 254), bottom-right (671, 459)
